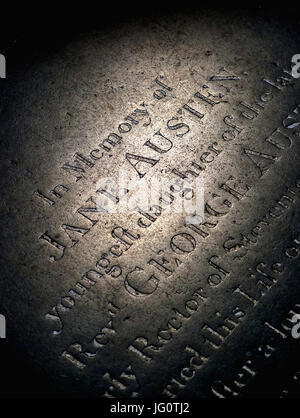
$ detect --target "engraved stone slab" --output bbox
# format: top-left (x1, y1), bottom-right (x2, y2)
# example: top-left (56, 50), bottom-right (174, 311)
top-left (0, 8), bottom-right (299, 398)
